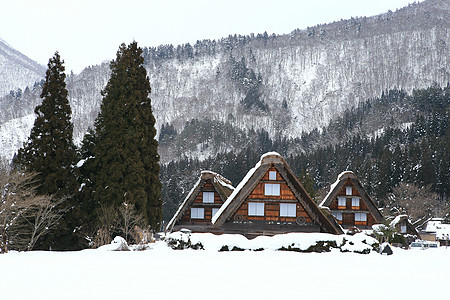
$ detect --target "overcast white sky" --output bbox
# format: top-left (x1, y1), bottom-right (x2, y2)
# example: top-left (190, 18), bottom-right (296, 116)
top-left (1, 0), bottom-right (419, 74)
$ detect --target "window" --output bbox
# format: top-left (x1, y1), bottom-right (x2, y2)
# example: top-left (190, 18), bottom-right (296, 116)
top-left (191, 208), bottom-right (204, 219)
top-left (352, 198), bottom-right (360, 208)
top-left (248, 202), bottom-right (264, 216)
top-left (265, 183), bottom-right (280, 196)
top-left (400, 225), bottom-right (407, 234)
top-left (332, 211), bottom-right (343, 221)
top-left (346, 186), bottom-right (352, 195)
top-left (269, 171), bottom-right (277, 180)
top-left (280, 203), bottom-right (296, 217)
top-left (202, 191), bottom-right (215, 203)
top-left (354, 212), bottom-right (367, 222)
top-left (338, 197), bottom-right (346, 208)
top-left (212, 208), bottom-right (220, 218)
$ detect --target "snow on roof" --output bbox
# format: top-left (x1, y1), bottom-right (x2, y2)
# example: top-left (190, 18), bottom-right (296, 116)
top-left (211, 158), bottom-right (262, 224)
top-left (425, 219), bottom-right (450, 237)
top-left (207, 171), bottom-right (234, 191)
top-left (212, 152), bottom-right (282, 224)
top-left (260, 151), bottom-right (281, 159)
top-left (425, 219), bottom-right (443, 233)
top-left (436, 224), bottom-right (450, 240)
top-left (390, 214), bottom-right (409, 227)
top-left (319, 170), bottom-right (354, 207)
top-left (166, 170), bottom-right (234, 232)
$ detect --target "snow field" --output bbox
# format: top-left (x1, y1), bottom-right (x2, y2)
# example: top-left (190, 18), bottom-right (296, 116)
top-left (1, 238), bottom-right (449, 300)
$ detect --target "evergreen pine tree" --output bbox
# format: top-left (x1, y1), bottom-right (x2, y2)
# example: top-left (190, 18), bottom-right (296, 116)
top-left (298, 168), bottom-right (319, 202)
top-left (15, 52), bottom-right (78, 197)
top-left (14, 52), bottom-right (79, 249)
top-left (83, 42), bottom-right (162, 232)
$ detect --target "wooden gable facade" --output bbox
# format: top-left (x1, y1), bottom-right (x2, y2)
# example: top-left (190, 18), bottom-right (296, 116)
top-left (320, 171), bottom-right (384, 229)
top-left (212, 153), bottom-right (343, 237)
top-left (166, 171), bottom-right (234, 233)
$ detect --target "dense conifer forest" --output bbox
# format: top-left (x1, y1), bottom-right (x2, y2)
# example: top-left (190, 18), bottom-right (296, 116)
top-left (161, 85), bottom-right (449, 223)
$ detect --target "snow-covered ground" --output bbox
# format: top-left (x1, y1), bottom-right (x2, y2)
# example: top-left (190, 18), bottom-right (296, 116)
top-left (1, 233), bottom-right (449, 300)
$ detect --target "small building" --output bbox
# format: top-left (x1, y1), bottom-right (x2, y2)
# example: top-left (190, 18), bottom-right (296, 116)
top-left (212, 152), bottom-right (343, 237)
top-left (420, 218), bottom-right (450, 246)
top-left (390, 214), bottom-right (421, 238)
top-left (319, 171), bottom-right (384, 229)
top-left (166, 171), bottom-right (234, 233)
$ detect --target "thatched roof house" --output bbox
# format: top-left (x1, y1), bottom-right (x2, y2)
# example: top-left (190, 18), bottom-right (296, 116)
top-left (166, 171), bottom-right (234, 233)
top-left (212, 152), bottom-right (343, 237)
top-left (319, 171), bottom-right (384, 229)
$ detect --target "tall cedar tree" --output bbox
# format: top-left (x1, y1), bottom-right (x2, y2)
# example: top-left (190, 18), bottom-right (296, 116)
top-left (83, 42), bottom-right (162, 231)
top-left (15, 52), bottom-right (79, 249)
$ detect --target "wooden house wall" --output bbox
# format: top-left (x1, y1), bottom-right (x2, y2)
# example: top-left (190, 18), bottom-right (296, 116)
top-left (230, 167), bottom-right (312, 223)
top-left (178, 179), bottom-right (223, 224)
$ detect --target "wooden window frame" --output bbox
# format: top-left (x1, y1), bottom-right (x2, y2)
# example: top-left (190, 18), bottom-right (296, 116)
top-left (279, 203), bottom-right (296, 217)
top-left (191, 208), bottom-right (204, 219)
top-left (351, 198), bottom-right (360, 210)
top-left (400, 225), bottom-right (407, 234)
top-left (264, 183), bottom-right (280, 196)
top-left (269, 171), bottom-right (277, 180)
top-left (346, 186), bottom-right (352, 196)
top-left (337, 197), bottom-right (346, 209)
top-left (248, 202), bottom-right (265, 216)
top-left (354, 212), bottom-right (367, 225)
top-left (202, 191), bottom-right (215, 203)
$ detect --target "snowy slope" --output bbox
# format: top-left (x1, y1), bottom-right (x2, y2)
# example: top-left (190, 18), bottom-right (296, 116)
top-left (0, 38), bottom-right (45, 97)
top-left (0, 0), bottom-right (448, 163)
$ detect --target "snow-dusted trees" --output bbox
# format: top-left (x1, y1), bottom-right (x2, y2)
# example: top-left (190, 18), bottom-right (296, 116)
top-left (14, 52), bottom-right (79, 250)
top-left (80, 42), bottom-right (162, 238)
top-left (15, 52), bottom-right (78, 198)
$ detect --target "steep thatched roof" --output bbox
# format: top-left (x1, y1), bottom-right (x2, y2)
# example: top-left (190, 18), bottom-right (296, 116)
top-left (166, 170), bottom-right (234, 232)
top-left (212, 152), bottom-right (343, 234)
top-left (319, 171), bottom-right (384, 223)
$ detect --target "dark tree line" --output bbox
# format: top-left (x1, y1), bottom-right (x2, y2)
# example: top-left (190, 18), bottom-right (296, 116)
top-left (161, 85), bottom-right (449, 223)
top-left (11, 43), bottom-right (162, 251)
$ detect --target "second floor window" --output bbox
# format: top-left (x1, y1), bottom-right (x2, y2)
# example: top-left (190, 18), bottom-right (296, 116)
top-left (203, 192), bottom-right (214, 203)
top-left (265, 183), bottom-right (280, 196)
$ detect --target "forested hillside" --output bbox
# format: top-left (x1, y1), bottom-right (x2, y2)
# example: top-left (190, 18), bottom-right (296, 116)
top-left (161, 85), bottom-right (449, 222)
top-left (1, 0), bottom-right (448, 163)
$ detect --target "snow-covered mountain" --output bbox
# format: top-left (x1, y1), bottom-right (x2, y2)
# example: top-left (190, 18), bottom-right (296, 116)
top-left (0, 38), bottom-right (45, 98)
top-left (0, 0), bottom-right (448, 163)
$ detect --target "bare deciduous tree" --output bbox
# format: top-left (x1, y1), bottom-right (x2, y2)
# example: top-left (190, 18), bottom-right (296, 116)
top-left (90, 201), bottom-right (146, 248)
top-left (387, 182), bottom-right (441, 224)
top-left (0, 170), bottom-right (64, 252)
top-left (92, 204), bottom-right (119, 247)
top-left (119, 201), bottom-right (144, 243)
